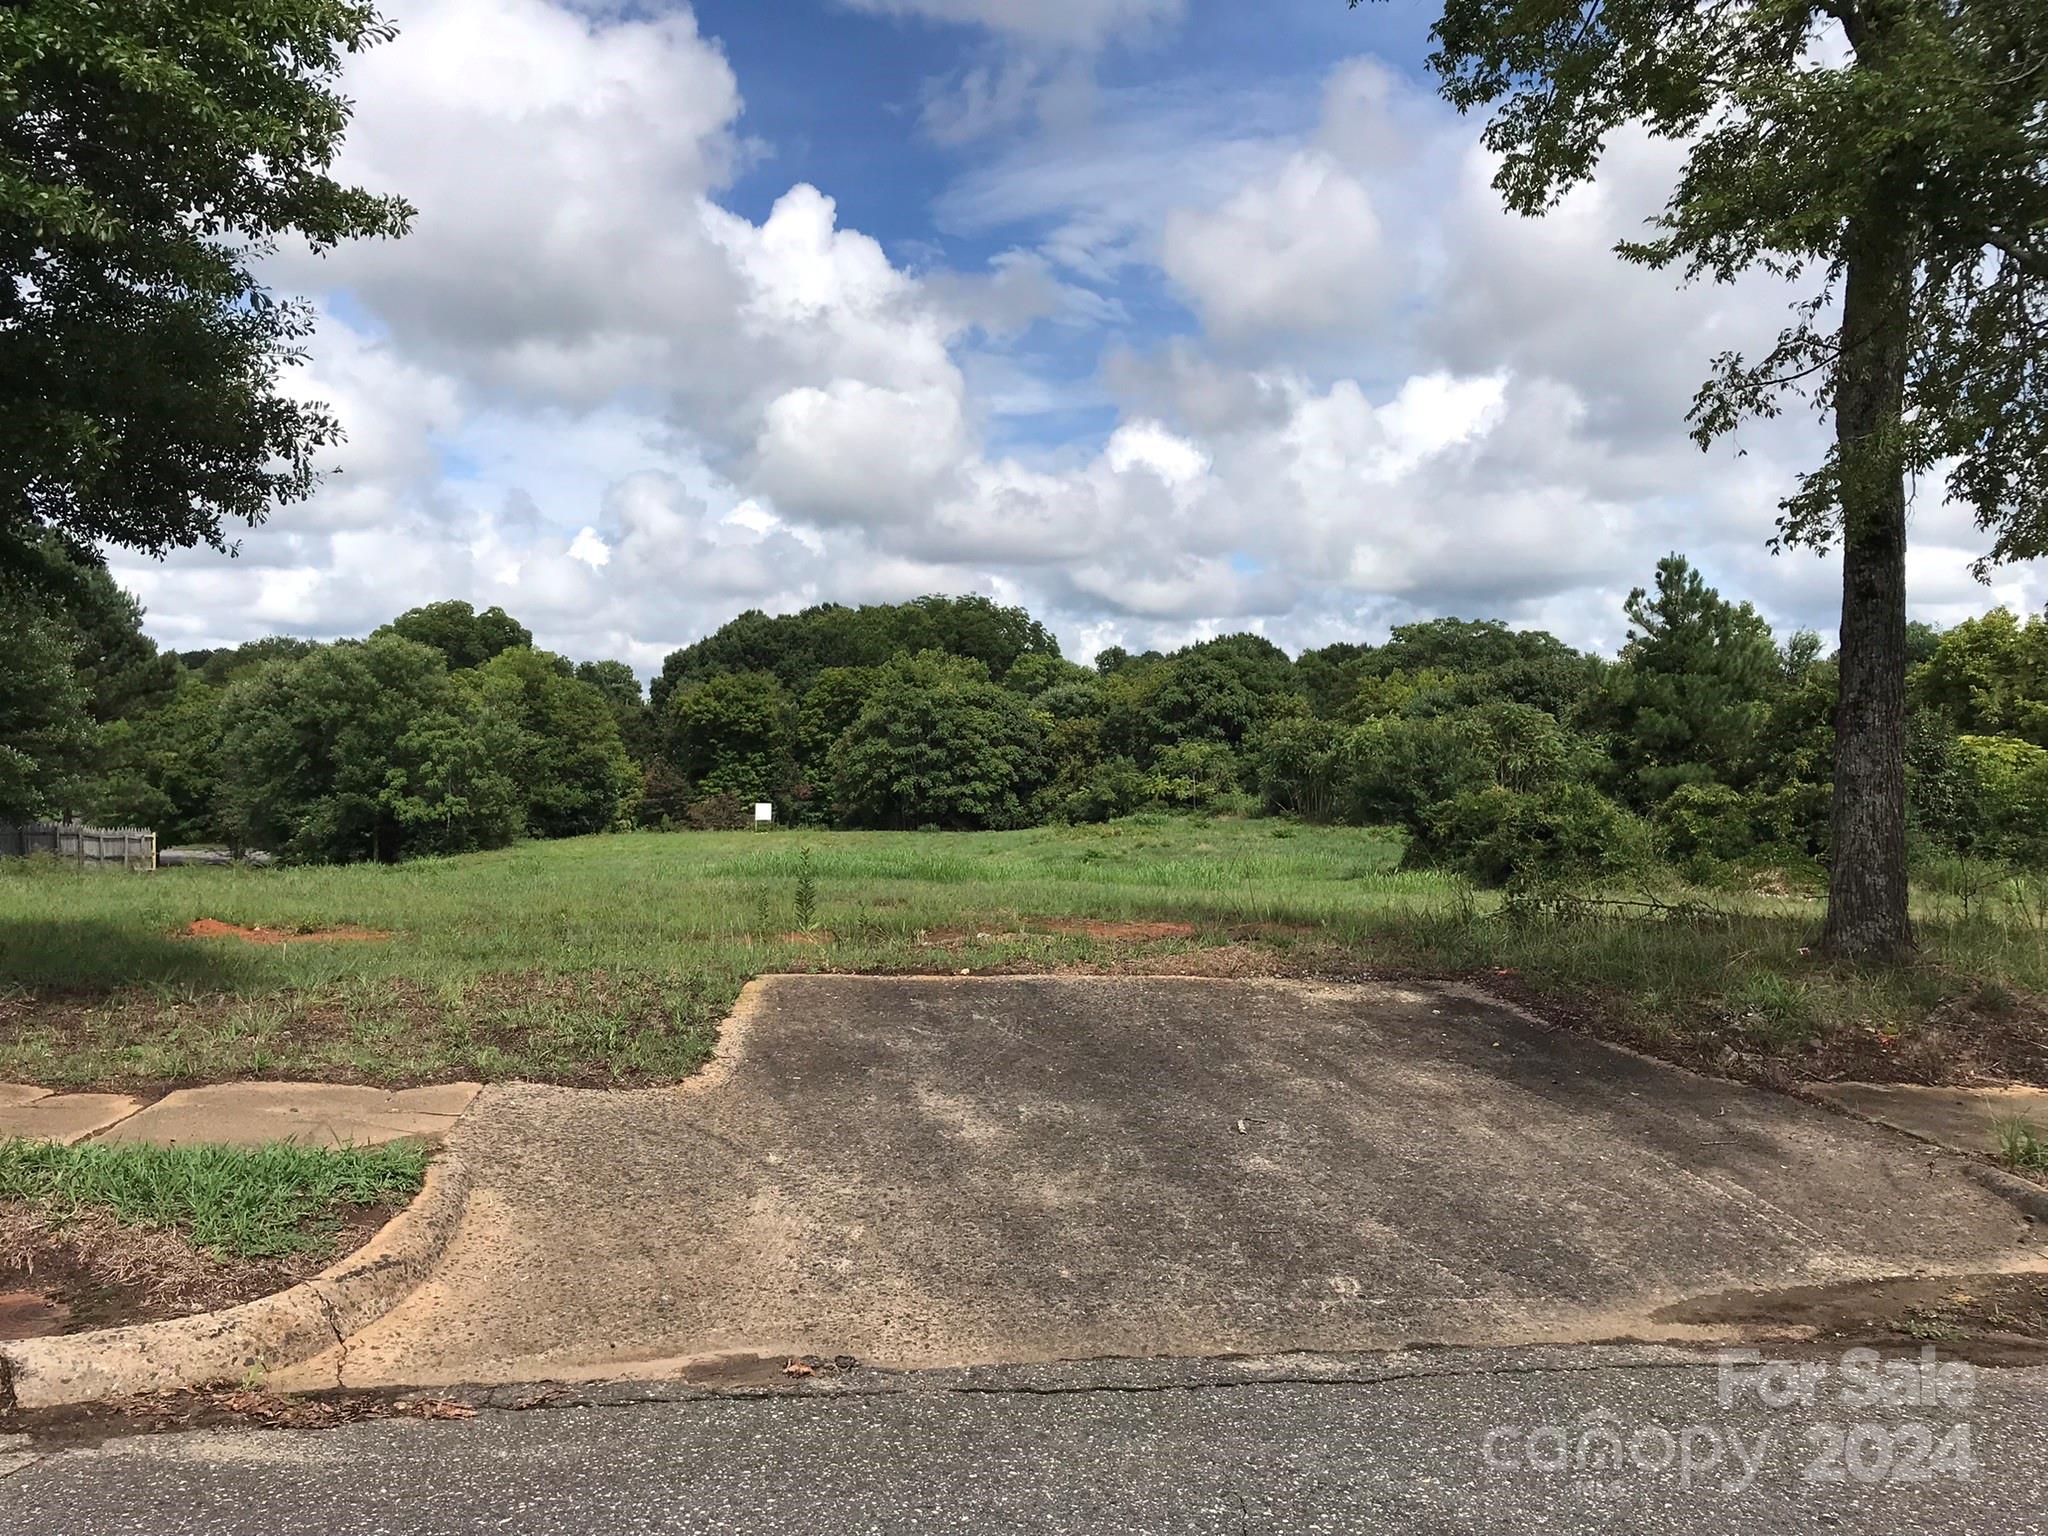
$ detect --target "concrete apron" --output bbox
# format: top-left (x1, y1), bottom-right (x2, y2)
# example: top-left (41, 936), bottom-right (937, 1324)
top-left (277, 975), bottom-right (2048, 1392)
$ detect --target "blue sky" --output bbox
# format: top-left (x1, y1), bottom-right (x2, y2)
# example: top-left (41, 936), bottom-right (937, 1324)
top-left (114, 0), bottom-right (2044, 673)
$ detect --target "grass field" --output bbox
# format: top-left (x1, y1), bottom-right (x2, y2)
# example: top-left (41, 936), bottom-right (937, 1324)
top-left (2, 816), bottom-right (2044, 1091)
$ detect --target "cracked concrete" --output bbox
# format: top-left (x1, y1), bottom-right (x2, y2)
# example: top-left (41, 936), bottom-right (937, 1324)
top-left (92, 1082), bottom-right (479, 1149)
top-left (0, 1088), bottom-right (145, 1145)
top-left (276, 975), bottom-right (2046, 1392)
top-left (0, 1082), bottom-right (478, 1150)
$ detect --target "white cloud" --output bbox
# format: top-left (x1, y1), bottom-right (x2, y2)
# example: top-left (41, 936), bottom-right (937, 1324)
top-left (129, 10), bottom-right (2043, 675)
top-left (752, 379), bottom-right (969, 525)
top-left (1162, 150), bottom-right (1393, 339)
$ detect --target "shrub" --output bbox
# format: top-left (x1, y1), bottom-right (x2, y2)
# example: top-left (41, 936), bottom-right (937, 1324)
top-left (1411, 783), bottom-right (1657, 890)
top-left (1042, 757), bottom-right (1146, 824)
top-left (1333, 715), bottom-right (1486, 827)
top-left (1142, 740), bottom-right (1244, 811)
top-left (1654, 781), bottom-right (1813, 879)
top-left (685, 793), bottom-right (754, 831)
top-left (1333, 701), bottom-right (1588, 830)
top-left (1248, 715), bottom-right (1343, 820)
top-left (636, 760), bottom-right (693, 829)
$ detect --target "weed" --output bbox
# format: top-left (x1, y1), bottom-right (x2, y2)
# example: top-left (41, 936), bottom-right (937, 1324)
top-left (1896, 1307), bottom-right (1964, 1342)
top-left (1722, 966), bottom-right (1816, 1046)
top-left (1995, 1118), bottom-right (2048, 1174)
top-left (794, 848), bottom-right (818, 931)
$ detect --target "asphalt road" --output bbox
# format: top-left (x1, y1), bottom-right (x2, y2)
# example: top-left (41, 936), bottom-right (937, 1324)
top-left (9, 1349), bottom-right (2046, 1534)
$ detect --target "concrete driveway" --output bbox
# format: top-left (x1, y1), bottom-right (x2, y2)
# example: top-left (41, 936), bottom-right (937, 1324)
top-left (282, 976), bottom-right (2045, 1389)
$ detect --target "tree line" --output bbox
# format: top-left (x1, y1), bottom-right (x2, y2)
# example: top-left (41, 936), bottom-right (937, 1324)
top-left (4, 542), bottom-right (2043, 885)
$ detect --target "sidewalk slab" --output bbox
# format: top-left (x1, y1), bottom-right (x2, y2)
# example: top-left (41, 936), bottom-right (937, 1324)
top-left (0, 1086), bottom-right (145, 1145)
top-left (93, 1082), bottom-right (480, 1150)
top-left (1810, 1082), bottom-right (2048, 1157)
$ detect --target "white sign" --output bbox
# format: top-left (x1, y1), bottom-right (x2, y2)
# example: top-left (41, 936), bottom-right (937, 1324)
top-left (753, 802), bottom-right (773, 823)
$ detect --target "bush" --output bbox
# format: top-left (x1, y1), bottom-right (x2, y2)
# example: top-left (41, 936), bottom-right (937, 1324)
top-left (1332, 701), bottom-right (1587, 830)
top-left (1654, 781), bottom-right (1814, 880)
top-left (1142, 740), bottom-right (1244, 812)
top-left (1248, 715), bottom-right (1343, 820)
top-left (1041, 757), bottom-right (1146, 824)
top-left (1333, 715), bottom-right (1484, 827)
top-left (1953, 735), bottom-right (2048, 864)
top-left (685, 793), bottom-right (754, 831)
top-left (1410, 783), bottom-right (1657, 890)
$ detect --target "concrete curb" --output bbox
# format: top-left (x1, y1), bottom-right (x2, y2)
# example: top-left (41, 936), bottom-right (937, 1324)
top-left (1786, 1082), bottom-right (2048, 1226)
top-left (0, 1149), bottom-right (474, 1411)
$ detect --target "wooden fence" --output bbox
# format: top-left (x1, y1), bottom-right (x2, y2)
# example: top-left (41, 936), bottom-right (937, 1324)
top-left (0, 821), bottom-right (157, 869)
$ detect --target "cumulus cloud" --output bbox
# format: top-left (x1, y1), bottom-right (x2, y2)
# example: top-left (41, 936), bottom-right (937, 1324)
top-left (1162, 151), bottom-right (1393, 339)
top-left (129, 2), bottom-right (2043, 674)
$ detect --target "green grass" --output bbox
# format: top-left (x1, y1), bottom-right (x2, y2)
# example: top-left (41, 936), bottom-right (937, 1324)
top-left (1, 816), bottom-right (2043, 1089)
top-left (0, 1138), bottom-right (429, 1259)
top-left (1997, 1118), bottom-right (2048, 1175)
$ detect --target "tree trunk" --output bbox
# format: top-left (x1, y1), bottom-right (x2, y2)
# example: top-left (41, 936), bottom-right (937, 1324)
top-left (1818, 211), bottom-right (1914, 961)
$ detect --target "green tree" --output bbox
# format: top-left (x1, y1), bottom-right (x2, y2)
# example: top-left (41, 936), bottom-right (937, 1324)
top-left (1, 0), bottom-right (411, 574)
top-left (0, 581), bottom-right (93, 817)
top-left (1951, 735), bottom-right (2048, 864)
top-left (1249, 713), bottom-right (1345, 821)
top-left (90, 672), bottom-right (224, 842)
top-left (474, 648), bottom-right (637, 838)
top-left (215, 635), bottom-right (519, 863)
top-left (1599, 557), bottom-right (1782, 805)
top-left (1379, 0), bottom-right (2048, 956)
top-left (376, 601), bottom-right (532, 672)
top-left (180, 636), bottom-right (319, 687)
top-left (828, 652), bottom-right (1046, 829)
top-left (652, 594), bottom-right (1062, 708)
top-left (1911, 608), bottom-right (2048, 746)
top-left (790, 666), bottom-right (879, 789)
top-left (666, 671), bottom-right (794, 802)
top-left (574, 659), bottom-right (660, 765)
top-left (7, 540), bottom-right (179, 722)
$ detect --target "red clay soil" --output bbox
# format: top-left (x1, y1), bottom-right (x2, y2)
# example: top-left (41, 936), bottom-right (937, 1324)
top-left (182, 919), bottom-right (391, 945)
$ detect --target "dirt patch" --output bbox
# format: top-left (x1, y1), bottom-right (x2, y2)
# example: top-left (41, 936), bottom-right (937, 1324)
top-left (182, 919), bottom-right (392, 945)
top-left (1654, 1271), bottom-right (2048, 1366)
top-left (1028, 918), bottom-right (1200, 941)
top-left (0, 1202), bottom-right (394, 1341)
